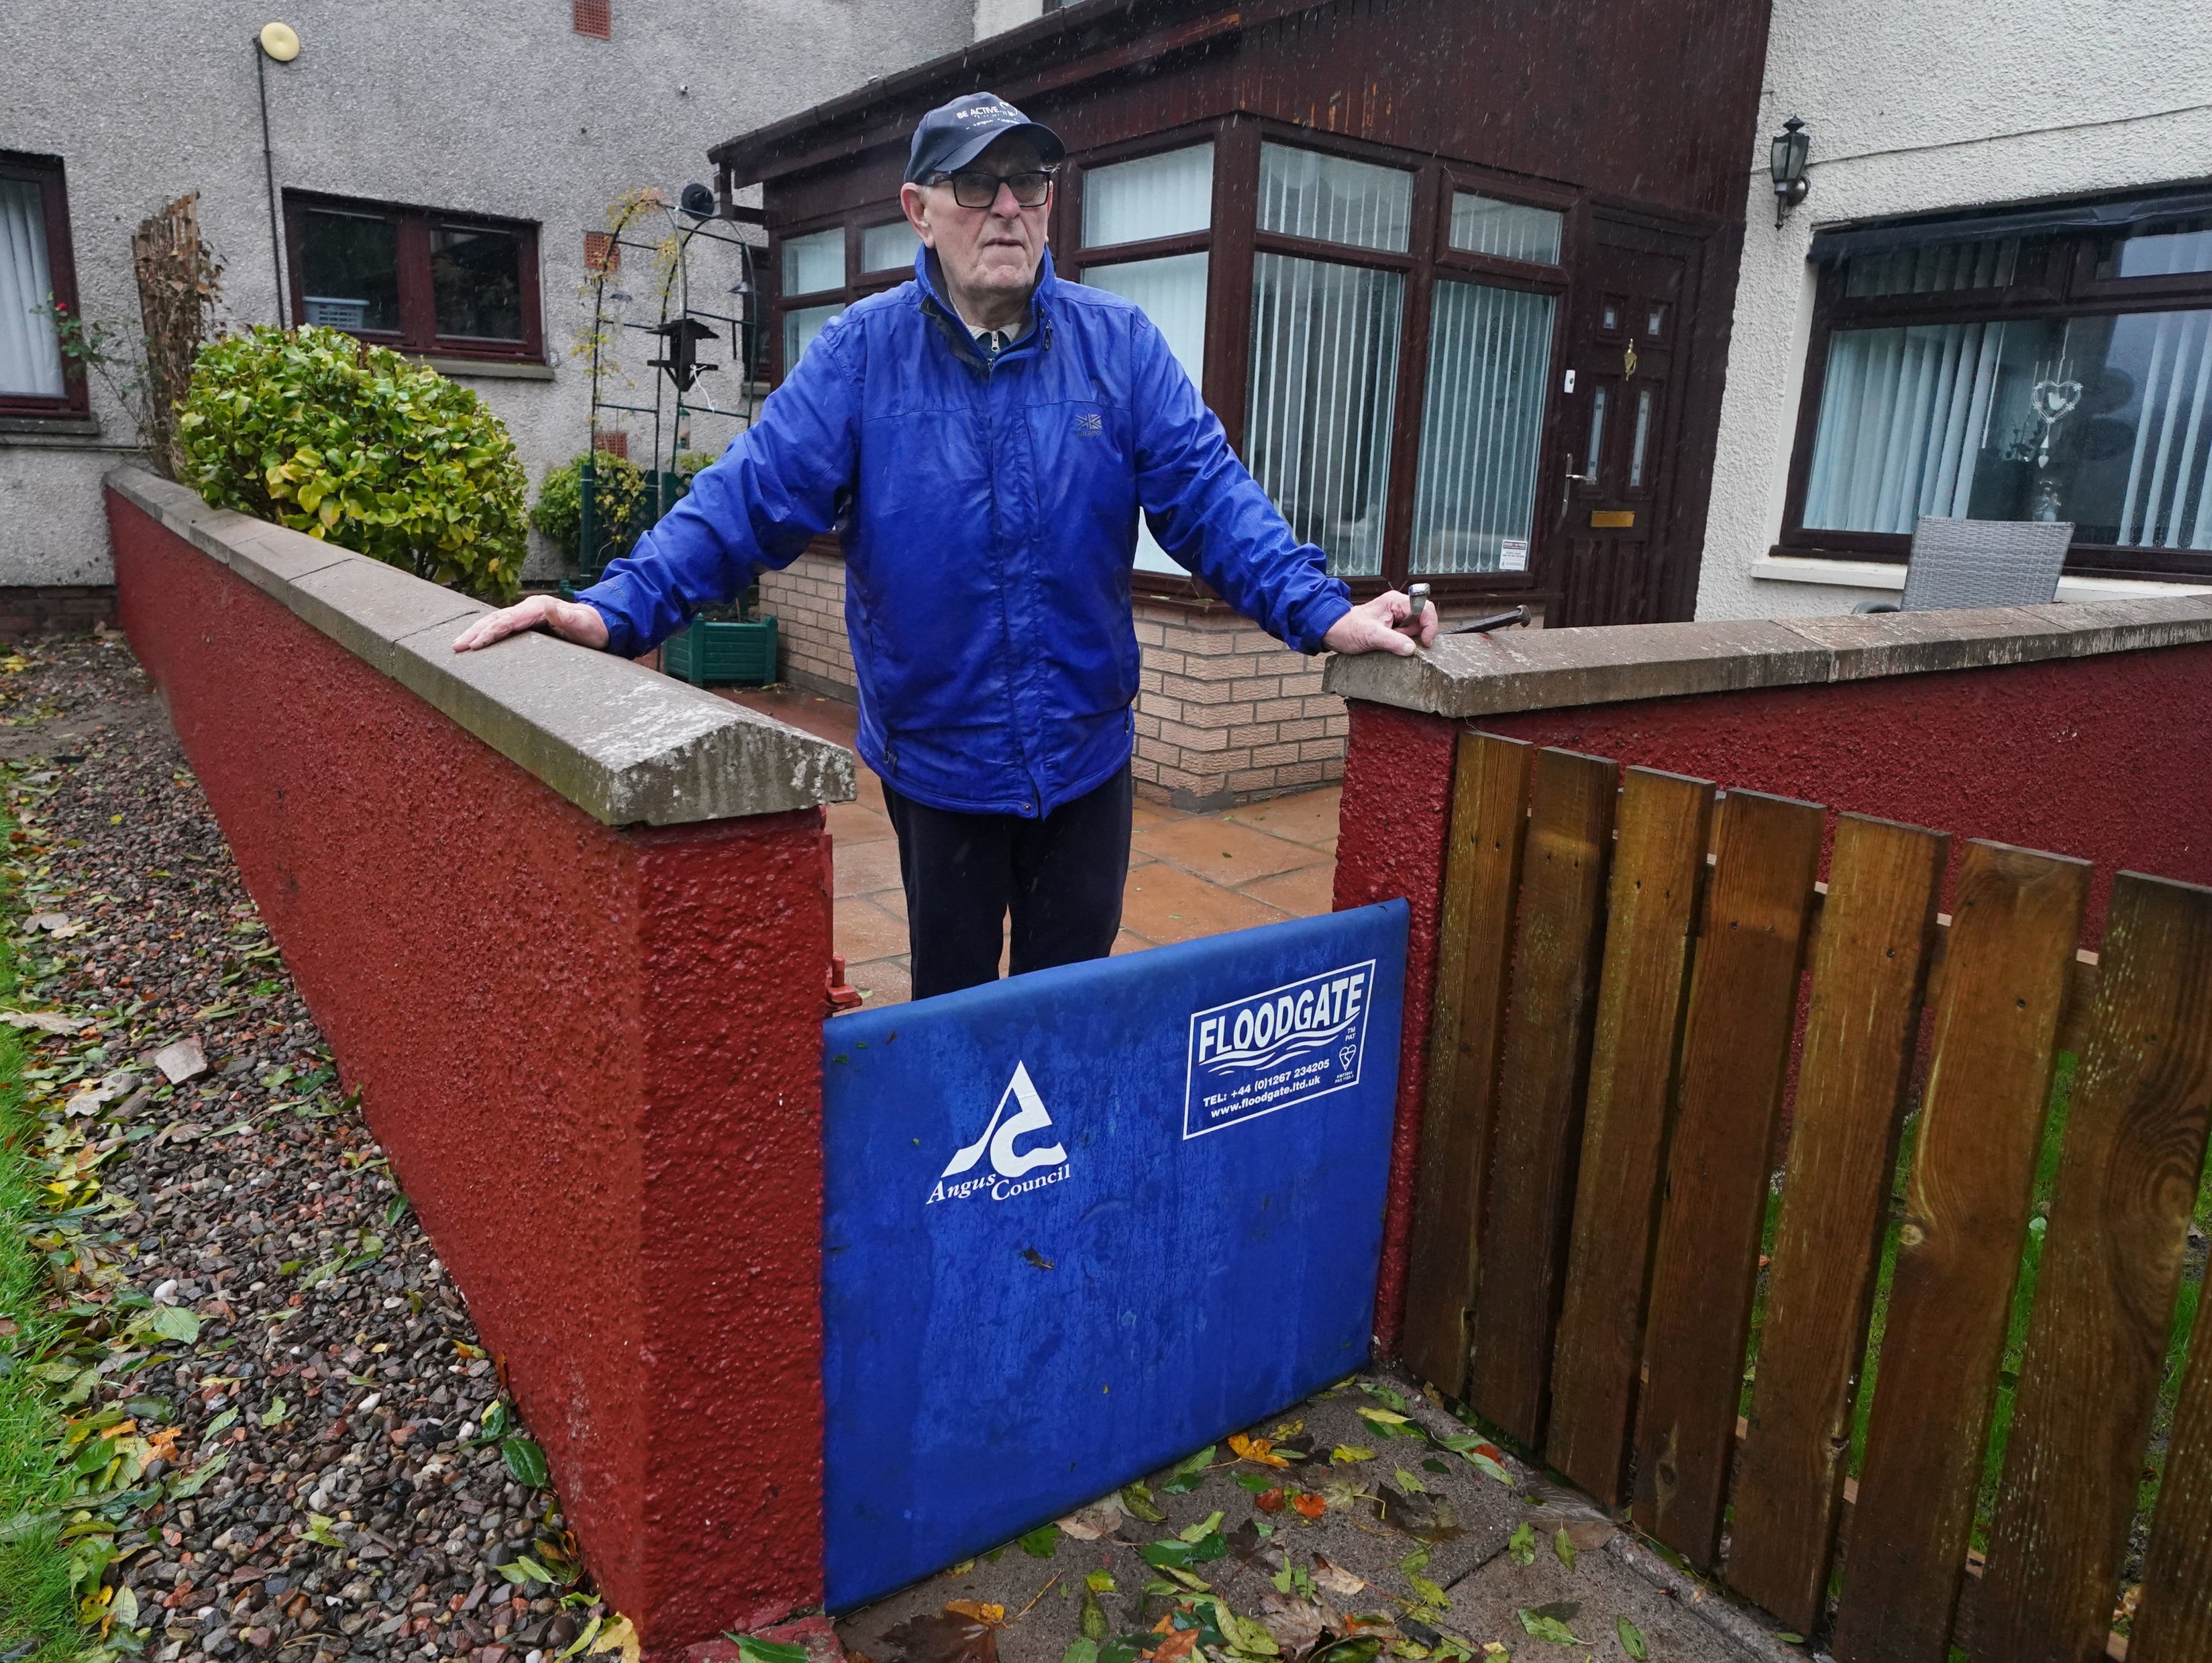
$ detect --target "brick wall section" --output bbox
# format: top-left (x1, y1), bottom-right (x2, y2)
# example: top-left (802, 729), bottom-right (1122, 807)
top-left (0, 585), bottom-right (118, 641)
top-left (755, 554), bottom-right (1536, 807)
top-left (758, 550), bottom-right (857, 701)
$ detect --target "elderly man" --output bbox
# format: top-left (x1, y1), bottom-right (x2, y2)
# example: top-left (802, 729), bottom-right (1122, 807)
top-left (456, 91), bottom-right (1434, 998)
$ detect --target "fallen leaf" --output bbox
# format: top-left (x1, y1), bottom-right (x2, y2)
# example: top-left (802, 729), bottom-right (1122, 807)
top-left (736, 1641), bottom-right (810, 1663)
top-left (1151, 1629), bottom-right (1199, 1663)
top-left (1085, 1570), bottom-right (1115, 1594)
top-left (1514, 1610), bottom-right (1582, 1647)
top-left (1310, 1555), bottom-right (1365, 1598)
top-left (1161, 1446), bottom-right (1216, 1495)
top-left (1179, 1511), bottom-right (1225, 1544)
top-left (1079, 1589), bottom-right (1108, 1643)
top-left (1122, 1482), bottom-right (1167, 1523)
top-left (1526, 1603), bottom-right (1578, 1623)
top-left (589, 1615), bottom-right (642, 1663)
top-left (1057, 1497), bottom-right (1124, 1540)
top-left (885, 1609), bottom-right (1000, 1663)
top-left (1290, 1493), bottom-right (1326, 1520)
top-left (1227, 1519), bottom-right (1267, 1564)
top-left (1230, 1432), bottom-right (1292, 1470)
top-left (0, 1009), bottom-right (86, 1034)
top-left (1255, 1593), bottom-right (1328, 1655)
top-left (1377, 1486), bottom-right (1463, 1542)
top-left (1255, 1489), bottom-right (1285, 1513)
top-left (1507, 1523), bottom-right (1536, 1566)
top-left (1552, 1527), bottom-right (1576, 1570)
top-left (1017, 1524), bottom-right (1059, 1558)
top-left (943, 1603), bottom-right (1006, 1626)
top-left (1395, 1468), bottom-right (1426, 1494)
top-left (1408, 1572), bottom-right (1448, 1612)
top-left (1332, 1445), bottom-right (1377, 1464)
top-left (1616, 1617), bottom-right (1647, 1660)
top-left (1062, 1644), bottom-right (1098, 1663)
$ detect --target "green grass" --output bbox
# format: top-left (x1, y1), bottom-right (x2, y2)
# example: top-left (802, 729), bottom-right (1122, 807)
top-left (0, 801), bottom-right (76, 1663)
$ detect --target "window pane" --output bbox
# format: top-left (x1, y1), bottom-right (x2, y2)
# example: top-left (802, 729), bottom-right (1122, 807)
top-left (0, 179), bottom-right (65, 398)
top-left (431, 224), bottom-right (524, 342)
top-left (1245, 253), bottom-right (1404, 576)
top-left (1803, 309), bottom-right (2212, 548)
top-left (782, 228), bottom-right (844, 296)
top-left (1844, 237), bottom-right (2022, 297)
top-left (1084, 252), bottom-right (1210, 573)
top-left (1448, 192), bottom-right (1562, 265)
top-left (1410, 280), bottom-right (1555, 575)
top-left (1083, 144), bottom-right (1213, 248)
top-left (2096, 214), bottom-right (2212, 279)
top-left (1258, 144), bottom-right (1410, 254)
top-left (299, 209), bottom-right (400, 333)
top-left (782, 303), bottom-right (843, 370)
top-left (861, 219), bottom-right (921, 273)
top-left (1629, 386), bottom-right (1653, 488)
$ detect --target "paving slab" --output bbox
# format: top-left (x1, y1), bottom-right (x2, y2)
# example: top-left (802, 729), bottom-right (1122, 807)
top-left (835, 1372), bottom-right (1790, 1663)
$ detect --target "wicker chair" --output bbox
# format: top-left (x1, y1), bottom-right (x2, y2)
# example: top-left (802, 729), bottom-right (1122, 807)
top-left (1853, 516), bottom-right (2074, 613)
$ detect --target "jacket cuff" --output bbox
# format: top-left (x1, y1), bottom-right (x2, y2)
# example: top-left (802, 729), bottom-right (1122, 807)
top-left (574, 589), bottom-right (635, 659)
top-left (1295, 595), bottom-right (1354, 656)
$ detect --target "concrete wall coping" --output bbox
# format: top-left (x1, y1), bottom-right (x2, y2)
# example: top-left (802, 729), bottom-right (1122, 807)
top-left (107, 466), bottom-right (855, 825)
top-left (1322, 595), bottom-right (2212, 719)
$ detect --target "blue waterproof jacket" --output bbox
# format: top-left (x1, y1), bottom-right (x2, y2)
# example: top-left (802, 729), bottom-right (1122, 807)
top-left (579, 246), bottom-right (1352, 817)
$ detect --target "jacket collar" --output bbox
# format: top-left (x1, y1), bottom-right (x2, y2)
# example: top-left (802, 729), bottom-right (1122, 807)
top-left (914, 244), bottom-right (1057, 364)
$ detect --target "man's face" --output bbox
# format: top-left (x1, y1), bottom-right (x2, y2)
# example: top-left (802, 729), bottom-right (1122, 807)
top-left (900, 134), bottom-right (1052, 306)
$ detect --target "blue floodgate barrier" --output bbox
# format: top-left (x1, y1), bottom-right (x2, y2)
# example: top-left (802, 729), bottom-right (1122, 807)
top-left (820, 901), bottom-right (1408, 1608)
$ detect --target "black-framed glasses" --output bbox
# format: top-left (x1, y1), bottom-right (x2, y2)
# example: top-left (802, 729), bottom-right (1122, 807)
top-left (931, 168), bottom-right (1057, 210)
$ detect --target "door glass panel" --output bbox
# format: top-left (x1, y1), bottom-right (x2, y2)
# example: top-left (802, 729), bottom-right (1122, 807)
top-left (1083, 144), bottom-right (1213, 247)
top-left (1258, 144), bottom-right (1411, 254)
top-left (1410, 279), bottom-right (1555, 574)
top-left (430, 225), bottom-right (524, 341)
top-left (1447, 192), bottom-right (1562, 266)
top-left (781, 228), bottom-right (845, 297)
top-left (782, 303), bottom-right (843, 370)
top-left (1084, 252), bottom-right (1210, 572)
top-left (299, 208), bottom-right (400, 333)
top-left (1803, 310), bottom-right (2212, 546)
top-left (1585, 385), bottom-right (1608, 479)
top-left (1246, 253), bottom-right (1404, 576)
top-left (1629, 387), bottom-right (1654, 489)
top-left (861, 219), bottom-right (921, 273)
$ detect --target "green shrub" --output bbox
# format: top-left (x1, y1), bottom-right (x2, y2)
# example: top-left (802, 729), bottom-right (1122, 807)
top-left (530, 450), bottom-right (647, 569)
top-left (176, 325), bottom-right (527, 604)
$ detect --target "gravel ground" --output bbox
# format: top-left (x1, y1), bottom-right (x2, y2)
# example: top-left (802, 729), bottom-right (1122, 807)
top-left (3, 636), bottom-right (607, 1663)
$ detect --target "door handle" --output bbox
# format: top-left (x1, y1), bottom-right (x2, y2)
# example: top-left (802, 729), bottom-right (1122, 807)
top-left (1561, 451), bottom-right (1598, 513)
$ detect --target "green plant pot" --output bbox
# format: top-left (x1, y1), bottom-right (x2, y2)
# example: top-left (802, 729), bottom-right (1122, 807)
top-left (663, 617), bottom-right (778, 687)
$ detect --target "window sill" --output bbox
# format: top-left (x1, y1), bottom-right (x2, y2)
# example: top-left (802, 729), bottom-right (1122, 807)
top-left (412, 356), bottom-right (556, 382)
top-left (1753, 550), bottom-right (2212, 603)
top-left (0, 414), bottom-right (101, 439)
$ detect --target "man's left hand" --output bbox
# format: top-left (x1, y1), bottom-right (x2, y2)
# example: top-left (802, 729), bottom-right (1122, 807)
top-left (1322, 591), bottom-right (1439, 657)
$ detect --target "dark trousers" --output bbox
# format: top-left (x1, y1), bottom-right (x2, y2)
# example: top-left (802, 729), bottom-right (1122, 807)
top-left (883, 765), bottom-right (1133, 1000)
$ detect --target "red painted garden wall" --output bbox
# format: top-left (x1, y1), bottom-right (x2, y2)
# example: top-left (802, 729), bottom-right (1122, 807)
top-left (1334, 643), bottom-right (2212, 1356)
top-left (108, 492), bottom-right (834, 1650)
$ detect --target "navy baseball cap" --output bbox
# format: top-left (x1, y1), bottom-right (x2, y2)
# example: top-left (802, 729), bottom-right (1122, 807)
top-left (904, 93), bottom-right (1065, 185)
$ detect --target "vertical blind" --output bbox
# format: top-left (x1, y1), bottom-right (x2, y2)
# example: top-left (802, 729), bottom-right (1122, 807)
top-left (1, 179), bottom-right (64, 399)
top-left (782, 228), bottom-right (845, 297)
top-left (1084, 145), bottom-right (1213, 248)
top-left (1246, 253), bottom-right (1404, 576)
top-left (1258, 144), bottom-right (1410, 254)
top-left (1409, 280), bottom-right (1555, 574)
top-left (784, 303), bottom-right (843, 370)
top-left (1084, 252), bottom-right (1211, 573)
top-left (861, 219), bottom-right (920, 274)
top-left (1803, 311), bottom-right (2212, 548)
top-left (1448, 193), bottom-right (1563, 266)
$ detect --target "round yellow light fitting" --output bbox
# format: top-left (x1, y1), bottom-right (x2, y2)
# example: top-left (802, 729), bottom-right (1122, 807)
top-left (258, 21), bottom-right (300, 61)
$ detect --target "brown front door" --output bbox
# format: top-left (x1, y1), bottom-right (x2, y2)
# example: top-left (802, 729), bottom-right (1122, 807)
top-left (1550, 220), bottom-right (1703, 627)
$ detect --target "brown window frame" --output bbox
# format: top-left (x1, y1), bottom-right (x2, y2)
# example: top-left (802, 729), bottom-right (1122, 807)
top-left (1, 151), bottom-right (90, 421)
top-left (282, 191), bottom-right (545, 364)
top-left (763, 115), bottom-right (1579, 605)
top-left (1777, 191), bottom-right (2212, 585)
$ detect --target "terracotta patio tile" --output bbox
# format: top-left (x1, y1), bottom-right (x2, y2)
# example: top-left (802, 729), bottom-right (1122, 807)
top-left (1112, 928), bottom-right (1153, 955)
top-left (827, 800), bottom-right (893, 845)
top-left (1120, 862), bottom-right (1288, 945)
top-left (835, 895), bottom-right (910, 964)
top-left (1222, 785), bottom-right (1341, 849)
top-left (833, 839), bottom-right (905, 897)
top-left (1132, 815), bottom-right (1318, 884)
top-left (873, 885), bottom-right (908, 922)
top-left (1238, 861), bottom-right (1338, 918)
top-left (854, 767), bottom-right (887, 813)
top-left (1130, 798), bottom-right (1182, 827)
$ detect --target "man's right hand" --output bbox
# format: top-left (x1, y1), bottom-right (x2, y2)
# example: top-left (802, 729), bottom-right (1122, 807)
top-left (452, 593), bottom-right (611, 654)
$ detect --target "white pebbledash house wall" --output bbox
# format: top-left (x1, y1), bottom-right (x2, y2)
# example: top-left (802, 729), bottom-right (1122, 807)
top-left (1695, 0), bottom-right (2212, 619)
top-left (1, 0), bottom-right (969, 623)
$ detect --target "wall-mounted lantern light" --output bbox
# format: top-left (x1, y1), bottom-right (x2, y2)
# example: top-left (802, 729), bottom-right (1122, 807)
top-left (1771, 116), bottom-right (1811, 229)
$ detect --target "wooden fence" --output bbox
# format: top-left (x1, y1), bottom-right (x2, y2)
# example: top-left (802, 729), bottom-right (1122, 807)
top-left (1400, 731), bottom-right (2212, 1663)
